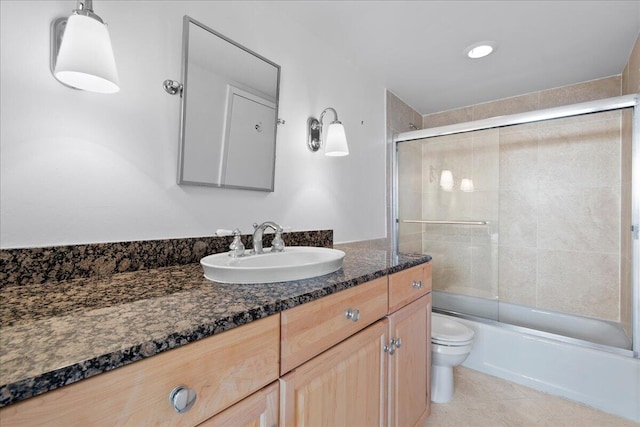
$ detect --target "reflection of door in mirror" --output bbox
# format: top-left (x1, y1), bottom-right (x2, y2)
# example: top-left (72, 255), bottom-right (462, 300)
top-left (177, 16), bottom-right (280, 192)
top-left (221, 86), bottom-right (276, 189)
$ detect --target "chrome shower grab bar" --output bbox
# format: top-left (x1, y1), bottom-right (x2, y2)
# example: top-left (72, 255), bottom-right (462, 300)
top-left (402, 220), bottom-right (488, 226)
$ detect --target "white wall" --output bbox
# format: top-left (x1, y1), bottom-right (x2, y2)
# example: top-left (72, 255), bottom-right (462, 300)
top-left (0, 1), bottom-right (387, 248)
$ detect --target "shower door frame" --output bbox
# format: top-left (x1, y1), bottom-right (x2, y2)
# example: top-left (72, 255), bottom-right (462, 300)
top-left (392, 93), bottom-right (640, 358)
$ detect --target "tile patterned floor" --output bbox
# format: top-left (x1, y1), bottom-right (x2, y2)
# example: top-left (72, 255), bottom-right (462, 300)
top-left (424, 367), bottom-right (639, 427)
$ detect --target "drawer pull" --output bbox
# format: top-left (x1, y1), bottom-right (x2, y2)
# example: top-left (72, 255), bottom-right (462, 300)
top-left (412, 280), bottom-right (423, 289)
top-left (345, 308), bottom-right (360, 322)
top-left (169, 385), bottom-right (197, 413)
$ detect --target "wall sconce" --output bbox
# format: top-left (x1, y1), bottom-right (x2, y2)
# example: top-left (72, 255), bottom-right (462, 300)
top-left (51, 0), bottom-right (119, 93)
top-left (307, 107), bottom-right (349, 156)
top-left (440, 170), bottom-right (454, 192)
top-left (460, 178), bottom-right (475, 192)
top-left (429, 166), bottom-right (474, 192)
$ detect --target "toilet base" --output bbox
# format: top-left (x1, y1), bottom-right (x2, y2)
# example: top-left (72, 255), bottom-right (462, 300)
top-left (431, 365), bottom-right (454, 403)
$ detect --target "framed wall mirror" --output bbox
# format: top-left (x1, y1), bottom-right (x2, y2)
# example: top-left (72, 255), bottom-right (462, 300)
top-left (177, 16), bottom-right (281, 191)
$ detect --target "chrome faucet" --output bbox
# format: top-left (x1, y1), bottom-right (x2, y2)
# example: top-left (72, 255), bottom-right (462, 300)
top-left (252, 221), bottom-right (284, 254)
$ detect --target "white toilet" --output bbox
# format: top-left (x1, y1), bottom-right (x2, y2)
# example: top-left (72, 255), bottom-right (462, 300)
top-left (431, 313), bottom-right (475, 403)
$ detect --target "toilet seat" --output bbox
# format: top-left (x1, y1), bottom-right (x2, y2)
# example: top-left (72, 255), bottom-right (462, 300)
top-left (432, 337), bottom-right (474, 347)
top-left (432, 313), bottom-right (475, 345)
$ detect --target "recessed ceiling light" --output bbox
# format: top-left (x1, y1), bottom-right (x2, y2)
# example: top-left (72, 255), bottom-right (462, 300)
top-left (465, 41), bottom-right (496, 59)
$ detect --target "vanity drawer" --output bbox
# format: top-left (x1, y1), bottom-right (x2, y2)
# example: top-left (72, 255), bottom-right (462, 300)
top-left (198, 381), bottom-right (279, 427)
top-left (280, 276), bottom-right (388, 374)
top-left (0, 315), bottom-right (280, 427)
top-left (388, 263), bottom-right (432, 313)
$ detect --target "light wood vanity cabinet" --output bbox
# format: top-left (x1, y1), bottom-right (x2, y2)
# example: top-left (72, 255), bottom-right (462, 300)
top-left (0, 315), bottom-right (280, 427)
top-left (280, 263), bottom-right (432, 427)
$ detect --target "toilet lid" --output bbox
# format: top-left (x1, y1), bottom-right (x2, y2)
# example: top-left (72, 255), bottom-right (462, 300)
top-left (432, 314), bottom-right (475, 342)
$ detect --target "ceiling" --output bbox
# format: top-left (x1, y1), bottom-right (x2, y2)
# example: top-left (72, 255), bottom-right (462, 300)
top-left (277, 1), bottom-right (640, 115)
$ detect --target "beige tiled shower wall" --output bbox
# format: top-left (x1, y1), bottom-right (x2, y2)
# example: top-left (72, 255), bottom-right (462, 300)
top-left (421, 75), bottom-right (629, 323)
top-left (418, 129), bottom-right (500, 300)
top-left (422, 76), bottom-right (622, 128)
top-left (500, 112), bottom-right (621, 320)
top-left (620, 108), bottom-right (632, 336)
top-left (620, 35), bottom-right (640, 336)
top-left (388, 91), bottom-right (423, 254)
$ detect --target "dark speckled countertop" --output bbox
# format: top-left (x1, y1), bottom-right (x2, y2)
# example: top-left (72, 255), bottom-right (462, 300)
top-left (0, 247), bottom-right (430, 407)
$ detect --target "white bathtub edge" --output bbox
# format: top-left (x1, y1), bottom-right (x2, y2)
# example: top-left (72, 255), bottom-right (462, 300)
top-left (454, 316), bottom-right (640, 423)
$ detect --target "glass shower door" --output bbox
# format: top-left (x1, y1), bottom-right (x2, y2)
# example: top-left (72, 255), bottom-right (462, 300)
top-left (396, 129), bottom-right (500, 321)
top-left (396, 104), bottom-right (634, 352)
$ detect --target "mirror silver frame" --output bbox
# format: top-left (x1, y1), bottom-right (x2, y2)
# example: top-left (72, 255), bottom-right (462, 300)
top-left (176, 15), bottom-right (281, 192)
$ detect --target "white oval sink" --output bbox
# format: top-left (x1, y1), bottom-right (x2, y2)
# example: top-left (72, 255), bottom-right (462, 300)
top-left (200, 246), bottom-right (345, 284)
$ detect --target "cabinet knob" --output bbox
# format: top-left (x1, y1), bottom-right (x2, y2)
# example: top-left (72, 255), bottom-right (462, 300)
top-left (345, 308), bottom-right (360, 322)
top-left (384, 344), bottom-right (395, 355)
top-left (412, 280), bottom-right (423, 289)
top-left (169, 385), bottom-right (197, 413)
top-left (391, 337), bottom-right (402, 348)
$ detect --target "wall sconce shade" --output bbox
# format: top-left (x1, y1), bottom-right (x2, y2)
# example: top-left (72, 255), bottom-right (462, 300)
top-left (307, 107), bottom-right (349, 156)
top-left (324, 122), bottom-right (348, 156)
top-left (51, 1), bottom-right (119, 93)
top-left (460, 178), bottom-right (475, 192)
top-left (431, 166), bottom-right (475, 192)
top-left (440, 170), bottom-right (454, 191)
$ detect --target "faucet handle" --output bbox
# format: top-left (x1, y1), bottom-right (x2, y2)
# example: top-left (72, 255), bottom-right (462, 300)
top-left (228, 229), bottom-right (245, 257)
top-left (271, 230), bottom-right (285, 252)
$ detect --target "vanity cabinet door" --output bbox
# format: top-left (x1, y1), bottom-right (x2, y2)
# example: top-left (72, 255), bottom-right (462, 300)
top-left (387, 293), bottom-right (432, 427)
top-left (280, 320), bottom-right (388, 427)
top-left (198, 381), bottom-right (279, 427)
top-left (280, 276), bottom-right (388, 374)
top-left (388, 262), bottom-right (432, 313)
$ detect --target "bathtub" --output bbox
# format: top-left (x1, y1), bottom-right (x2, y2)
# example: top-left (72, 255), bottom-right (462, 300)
top-left (433, 292), bottom-right (640, 423)
top-left (434, 291), bottom-right (632, 350)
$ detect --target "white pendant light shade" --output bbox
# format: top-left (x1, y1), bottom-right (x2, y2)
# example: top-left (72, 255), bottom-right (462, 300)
top-left (54, 14), bottom-right (119, 93)
top-left (324, 122), bottom-right (349, 156)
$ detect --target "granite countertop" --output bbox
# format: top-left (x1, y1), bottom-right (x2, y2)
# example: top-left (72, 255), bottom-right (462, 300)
top-left (0, 247), bottom-right (431, 407)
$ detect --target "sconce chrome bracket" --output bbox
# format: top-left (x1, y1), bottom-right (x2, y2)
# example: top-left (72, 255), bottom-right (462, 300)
top-left (163, 79), bottom-right (183, 95)
top-left (50, 17), bottom-right (78, 90)
top-left (72, 0), bottom-right (104, 24)
top-left (307, 117), bottom-right (322, 152)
